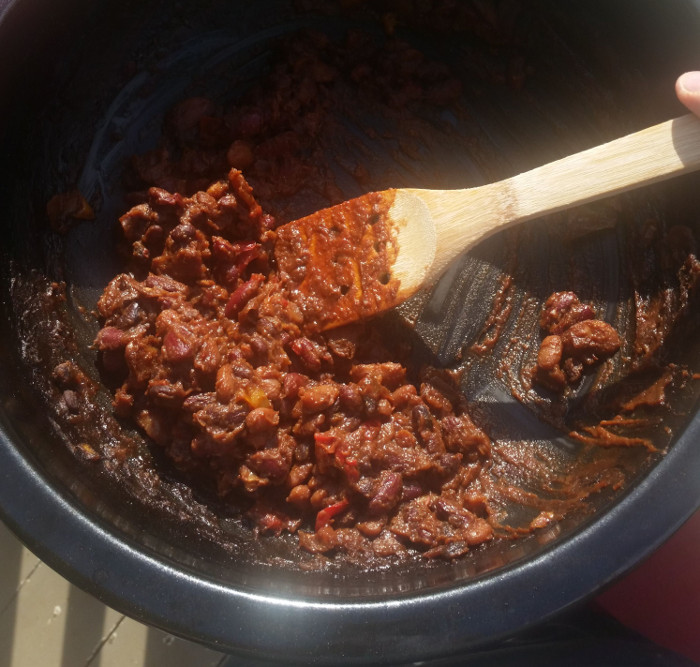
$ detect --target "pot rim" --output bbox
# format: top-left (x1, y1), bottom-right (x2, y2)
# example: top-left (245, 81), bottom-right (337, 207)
top-left (1, 413), bottom-right (698, 662)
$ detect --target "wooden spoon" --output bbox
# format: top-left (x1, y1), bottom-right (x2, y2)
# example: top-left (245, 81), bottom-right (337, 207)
top-left (274, 114), bottom-right (700, 331)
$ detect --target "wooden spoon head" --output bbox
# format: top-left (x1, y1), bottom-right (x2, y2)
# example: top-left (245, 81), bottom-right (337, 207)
top-left (274, 189), bottom-right (436, 331)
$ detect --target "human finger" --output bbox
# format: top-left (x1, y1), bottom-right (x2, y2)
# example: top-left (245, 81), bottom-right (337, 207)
top-left (676, 71), bottom-right (700, 117)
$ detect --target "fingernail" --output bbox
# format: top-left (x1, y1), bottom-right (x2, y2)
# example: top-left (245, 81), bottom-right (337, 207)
top-left (678, 71), bottom-right (700, 94)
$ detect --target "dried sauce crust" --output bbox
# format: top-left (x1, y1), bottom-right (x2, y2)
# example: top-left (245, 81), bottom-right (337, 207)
top-left (96, 169), bottom-right (493, 561)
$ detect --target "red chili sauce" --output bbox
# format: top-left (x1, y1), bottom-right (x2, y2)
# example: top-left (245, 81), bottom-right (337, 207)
top-left (274, 190), bottom-right (400, 332)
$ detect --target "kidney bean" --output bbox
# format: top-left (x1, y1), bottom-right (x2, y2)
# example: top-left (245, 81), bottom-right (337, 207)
top-left (368, 471), bottom-right (403, 515)
top-left (289, 337), bottom-right (327, 371)
top-left (224, 273), bottom-right (264, 319)
top-left (299, 384), bottom-right (339, 413)
top-left (95, 326), bottom-right (125, 351)
top-left (162, 326), bottom-right (197, 363)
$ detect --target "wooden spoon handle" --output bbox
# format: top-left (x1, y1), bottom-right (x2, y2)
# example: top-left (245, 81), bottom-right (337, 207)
top-left (505, 113), bottom-right (700, 222)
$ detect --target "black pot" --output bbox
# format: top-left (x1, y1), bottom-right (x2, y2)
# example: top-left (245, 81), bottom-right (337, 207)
top-left (1, 1), bottom-right (699, 663)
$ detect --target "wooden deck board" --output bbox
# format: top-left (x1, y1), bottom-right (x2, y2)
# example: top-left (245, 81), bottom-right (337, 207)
top-left (0, 521), bottom-right (229, 667)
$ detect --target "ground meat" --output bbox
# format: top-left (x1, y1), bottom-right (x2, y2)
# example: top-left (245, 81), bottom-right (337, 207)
top-left (96, 168), bottom-right (493, 560)
top-left (534, 292), bottom-right (621, 391)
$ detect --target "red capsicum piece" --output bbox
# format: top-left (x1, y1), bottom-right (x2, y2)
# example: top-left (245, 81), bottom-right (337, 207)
top-left (314, 432), bottom-right (337, 454)
top-left (315, 499), bottom-right (349, 532)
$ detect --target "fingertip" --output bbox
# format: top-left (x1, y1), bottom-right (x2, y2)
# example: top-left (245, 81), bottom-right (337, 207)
top-left (676, 71), bottom-right (700, 116)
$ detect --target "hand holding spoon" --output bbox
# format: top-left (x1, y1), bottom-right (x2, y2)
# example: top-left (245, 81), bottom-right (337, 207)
top-left (274, 114), bottom-right (700, 331)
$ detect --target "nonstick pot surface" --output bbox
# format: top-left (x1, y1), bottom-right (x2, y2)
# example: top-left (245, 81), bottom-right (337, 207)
top-left (0, 1), bottom-right (699, 663)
